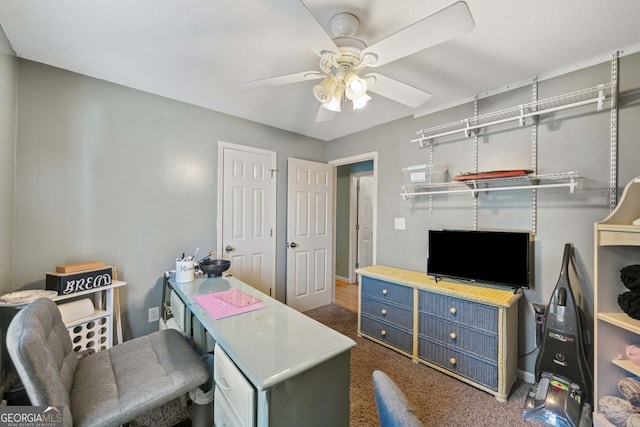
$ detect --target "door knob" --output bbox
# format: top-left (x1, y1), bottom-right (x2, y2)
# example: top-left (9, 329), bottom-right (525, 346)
top-left (288, 242), bottom-right (298, 248)
top-left (225, 245), bottom-right (234, 252)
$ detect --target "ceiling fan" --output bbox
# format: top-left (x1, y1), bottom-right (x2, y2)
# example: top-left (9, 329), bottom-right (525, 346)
top-left (237, 1), bottom-right (475, 122)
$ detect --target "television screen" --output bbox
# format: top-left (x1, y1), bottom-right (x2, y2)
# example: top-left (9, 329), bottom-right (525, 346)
top-left (427, 229), bottom-right (531, 288)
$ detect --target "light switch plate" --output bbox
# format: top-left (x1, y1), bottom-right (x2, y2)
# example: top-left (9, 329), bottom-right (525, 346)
top-left (394, 217), bottom-right (406, 230)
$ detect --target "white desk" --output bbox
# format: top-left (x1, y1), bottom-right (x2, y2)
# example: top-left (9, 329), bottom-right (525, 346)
top-left (169, 275), bottom-right (355, 427)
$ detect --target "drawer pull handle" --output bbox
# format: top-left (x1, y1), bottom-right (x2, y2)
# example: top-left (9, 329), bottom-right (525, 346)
top-left (449, 307), bottom-right (457, 314)
top-left (449, 332), bottom-right (457, 340)
top-left (382, 289), bottom-right (388, 295)
top-left (381, 309), bottom-right (387, 315)
top-left (381, 330), bottom-right (387, 337)
top-left (449, 357), bottom-right (457, 365)
top-left (218, 376), bottom-right (232, 391)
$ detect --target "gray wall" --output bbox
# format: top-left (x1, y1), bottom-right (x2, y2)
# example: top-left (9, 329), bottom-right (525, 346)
top-left (327, 52), bottom-right (640, 375)
top-left (0, 25), bottom-right (16, 294)
top-left (14, 61), bottom-right (326, 338)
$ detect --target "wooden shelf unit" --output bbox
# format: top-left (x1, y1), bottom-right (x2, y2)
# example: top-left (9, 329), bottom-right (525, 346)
top-left (593, 177), bottom-right (640, 426)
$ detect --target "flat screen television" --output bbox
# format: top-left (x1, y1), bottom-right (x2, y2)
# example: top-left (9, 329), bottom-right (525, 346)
top-left (427, 229), bottom-right (532, 289)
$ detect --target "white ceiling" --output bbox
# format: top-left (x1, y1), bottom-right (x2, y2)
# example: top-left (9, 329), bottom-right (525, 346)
top-left (1, 1), bottom-right (639, 141)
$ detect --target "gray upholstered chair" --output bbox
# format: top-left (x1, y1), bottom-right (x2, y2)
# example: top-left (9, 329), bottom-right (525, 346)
top-left (7, 297), bottom-right (209, 427)
top-left (373, 370), bottom-right (424, 427)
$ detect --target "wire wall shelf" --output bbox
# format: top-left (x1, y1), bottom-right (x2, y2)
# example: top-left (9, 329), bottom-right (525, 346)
top-left (400, 171), bottom-right (579, 200)
top-left (411, 83), bottom-right (613, 145)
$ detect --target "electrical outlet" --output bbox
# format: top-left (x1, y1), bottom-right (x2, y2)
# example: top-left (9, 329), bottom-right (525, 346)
top-left (394, 217), bottom-right (406, 230)
top-left (148, 306), bottom-right (160, 323)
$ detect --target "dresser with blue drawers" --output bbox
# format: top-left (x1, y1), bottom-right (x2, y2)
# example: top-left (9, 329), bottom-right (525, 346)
top-left (357, 265), bottom-right (522, 402)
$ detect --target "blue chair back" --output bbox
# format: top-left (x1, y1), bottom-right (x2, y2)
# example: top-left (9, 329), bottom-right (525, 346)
top-left (373, 370), bottom-right (424, 427)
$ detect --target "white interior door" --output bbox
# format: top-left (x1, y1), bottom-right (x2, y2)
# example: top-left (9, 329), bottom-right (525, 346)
top-left (330, 151), bottom-right (378, 285)
top-left (218, 142), bottom-right (276, 297)
top-left (286, 158), bottom-right (334, 311)
top-left (348, 173), bottom-right (374, 282)
top-left (357, 175), bottom-right (374, 271)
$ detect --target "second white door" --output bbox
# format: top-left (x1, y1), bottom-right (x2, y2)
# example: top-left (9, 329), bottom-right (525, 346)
top-left (357, 175), bottom-right (374, 271)
top-left (286, 158), bottom-right (334, 311)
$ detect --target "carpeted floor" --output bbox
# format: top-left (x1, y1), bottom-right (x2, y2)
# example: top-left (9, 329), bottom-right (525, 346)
top-left (134, 303), bottom-right (535, 426)
top-left (304, 303), bottom-right (536, 427)
top-left (131, 397), bottom-right (192, 427)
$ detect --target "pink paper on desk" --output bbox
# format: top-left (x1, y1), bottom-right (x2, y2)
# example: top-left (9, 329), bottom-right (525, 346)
top-left (194, 289), bottom-right (266, 320)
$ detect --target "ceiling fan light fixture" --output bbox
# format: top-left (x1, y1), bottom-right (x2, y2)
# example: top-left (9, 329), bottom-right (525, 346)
top-left (352, 93), bottom-right (371, 110)
top-left (313, 77), bottom-right (337, 103)
top-left (321, 84), bottom-right (344, 112)
top-left (344, 72), bottom-right (368, 100)
top-left (322, 96), bottom-right (341, 112)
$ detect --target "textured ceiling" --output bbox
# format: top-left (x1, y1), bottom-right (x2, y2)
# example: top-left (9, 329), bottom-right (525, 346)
top-left (1, 0), bottom-right (639, 141)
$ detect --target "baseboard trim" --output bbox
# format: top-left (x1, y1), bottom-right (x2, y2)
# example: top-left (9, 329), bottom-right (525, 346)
top-left (518, 368), bottom-right (535, 384)
top-left (335, 276), bottom-right (350, 285)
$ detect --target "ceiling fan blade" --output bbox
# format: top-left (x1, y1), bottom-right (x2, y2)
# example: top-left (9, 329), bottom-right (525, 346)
top-left (362, 1), bottom-right (474, 68)
top-left (315, 105), bottom-right (336, 122)
top-left (366, 73), bottom-right (432, 108)
top-left (263, 0), bottom-right (339, 57)
top-left (237, 71), bottom-right (324, 91)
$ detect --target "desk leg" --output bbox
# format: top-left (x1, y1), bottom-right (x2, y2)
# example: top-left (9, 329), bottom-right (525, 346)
top-left (256, 390), bottom-right (269, 427)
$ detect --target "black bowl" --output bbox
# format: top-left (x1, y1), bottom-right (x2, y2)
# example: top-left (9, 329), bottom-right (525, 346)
top-left (199, 259), bottom-right (231, 278)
